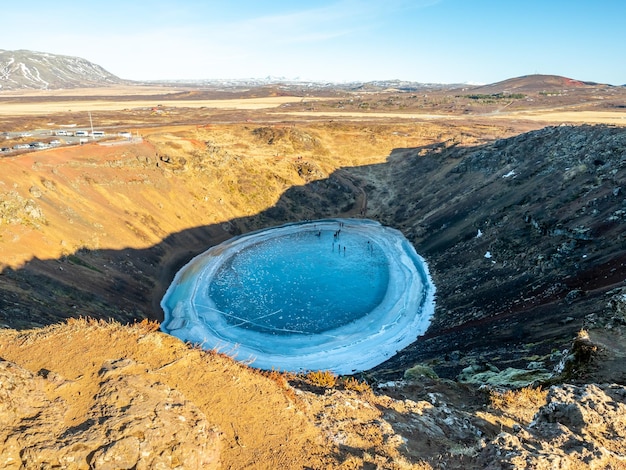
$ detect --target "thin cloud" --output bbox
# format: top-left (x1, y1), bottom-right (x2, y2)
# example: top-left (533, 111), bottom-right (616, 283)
top-left (205, 0), bottom-right (441, 46)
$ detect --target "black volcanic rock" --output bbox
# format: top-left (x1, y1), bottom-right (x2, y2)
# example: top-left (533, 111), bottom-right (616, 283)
top-left (0, 49), bottom-right (128, 90)
top-left (360, 124), bottom-right (626, 380)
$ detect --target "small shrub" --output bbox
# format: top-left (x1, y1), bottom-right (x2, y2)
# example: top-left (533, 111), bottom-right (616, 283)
top-left (306, 370), bottom-right (337, 388)
top-left (340, 376), bottom-right (371, 393)
top-left (569, 328), bottom-right (599, 371)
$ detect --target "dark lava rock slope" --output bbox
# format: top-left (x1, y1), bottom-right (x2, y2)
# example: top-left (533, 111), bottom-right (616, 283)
top-left (358, 124), bottom-right (626, 380)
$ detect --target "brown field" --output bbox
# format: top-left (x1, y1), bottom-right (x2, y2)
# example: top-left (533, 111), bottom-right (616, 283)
top-left (279, 109), bottom-right (626, 125)
top-left (0, 94), bottom-right (329, 115)
top-left (2, 84), bottom-right (625, 122)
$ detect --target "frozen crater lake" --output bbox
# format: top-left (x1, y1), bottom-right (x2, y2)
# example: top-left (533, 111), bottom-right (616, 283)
top-left (160, 219), bottom-right (435, 374)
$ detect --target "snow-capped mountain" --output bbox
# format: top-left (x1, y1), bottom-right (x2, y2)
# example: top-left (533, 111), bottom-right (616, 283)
top-left (0, 50), bottom-right (127, 90)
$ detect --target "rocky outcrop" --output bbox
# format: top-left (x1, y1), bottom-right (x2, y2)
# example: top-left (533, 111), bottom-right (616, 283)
top-left (0, 358), bottom-right (220, 469)
top-left (479, 384), bottom-right (626, 469)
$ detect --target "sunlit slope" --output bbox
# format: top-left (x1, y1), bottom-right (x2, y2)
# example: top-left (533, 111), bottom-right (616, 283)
top-left (0, 122), bottom-right (489, 267)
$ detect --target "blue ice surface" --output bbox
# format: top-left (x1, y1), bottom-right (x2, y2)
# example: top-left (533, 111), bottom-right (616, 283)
top-left (160, 218), bottom-right (436, 374)
top-left (208, 229), bottom-right (389, 334)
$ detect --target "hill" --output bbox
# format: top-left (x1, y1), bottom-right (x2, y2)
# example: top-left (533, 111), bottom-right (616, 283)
top-left (467, 74), bottom-right (596, 94)
top-left (0, 49), bottom-right (127, 90)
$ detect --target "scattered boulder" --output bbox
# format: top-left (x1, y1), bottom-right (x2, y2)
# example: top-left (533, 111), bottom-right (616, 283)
top-left (404, 364), bottom-right (439, 380)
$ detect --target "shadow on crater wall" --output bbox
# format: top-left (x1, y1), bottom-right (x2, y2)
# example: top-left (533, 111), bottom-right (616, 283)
top-left (2, 124), bottom-right (625, 379)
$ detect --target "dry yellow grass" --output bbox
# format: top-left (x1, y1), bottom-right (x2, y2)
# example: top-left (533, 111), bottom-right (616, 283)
top-left (0, 319), bottom-right (332, 469)
top-left (489, 386), bottom-right (549, 424)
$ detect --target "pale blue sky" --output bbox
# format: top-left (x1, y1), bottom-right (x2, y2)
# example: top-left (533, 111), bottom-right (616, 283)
top-left (1, 0), bottom-right (624, 84)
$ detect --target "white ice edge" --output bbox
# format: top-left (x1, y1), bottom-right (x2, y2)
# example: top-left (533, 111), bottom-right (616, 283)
top-left (161, 218), bottom-right (436, 374)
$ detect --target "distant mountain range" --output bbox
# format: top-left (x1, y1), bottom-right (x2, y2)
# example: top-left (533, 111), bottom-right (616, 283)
top-left (0, 50), bottom-right (127, 90)
top-left (0, 49), bottom-right (621, 92)
top-left (0, 49), bottom-right (458, 91)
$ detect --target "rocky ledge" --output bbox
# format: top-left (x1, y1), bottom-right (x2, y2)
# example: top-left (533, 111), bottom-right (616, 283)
top-left (1, 320), bottom-right (625, 469)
